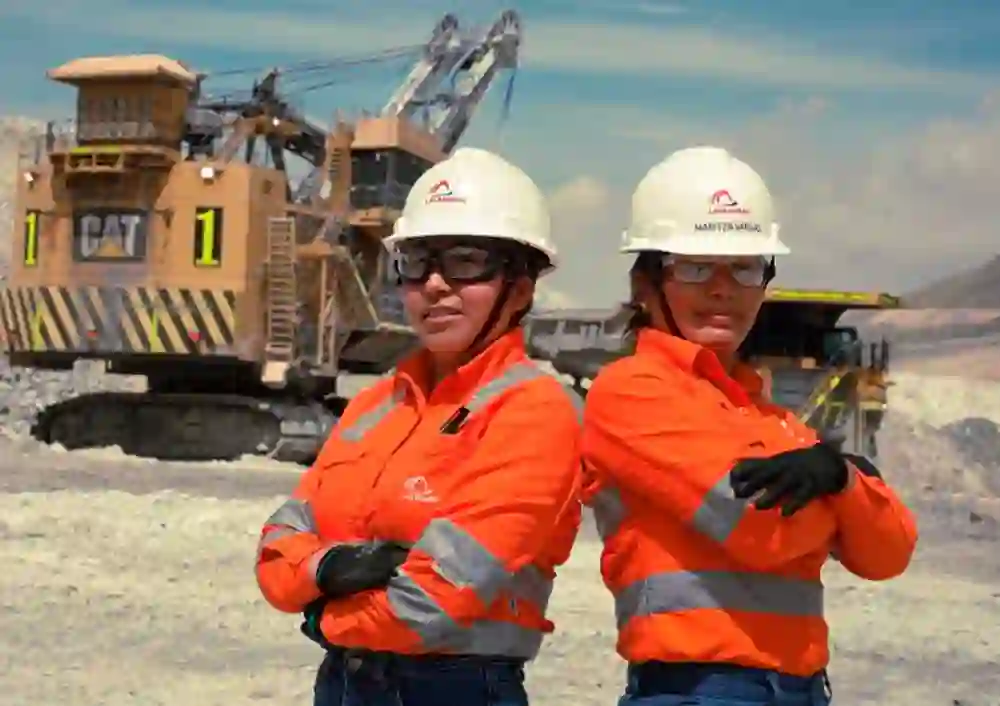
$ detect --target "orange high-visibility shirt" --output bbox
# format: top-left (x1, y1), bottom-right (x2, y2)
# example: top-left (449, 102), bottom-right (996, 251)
top-left (582, 328), bottom-right (917, 676)
top-left (255, 328), bottom-right (583, 659)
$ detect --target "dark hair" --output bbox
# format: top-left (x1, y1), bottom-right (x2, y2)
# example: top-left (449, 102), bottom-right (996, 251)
top-left (623, 301), bottom-right (651, 336)
top-left (623, 253), bottom-right (660, 339)
top-left (505, 244), bottom-right (551, 328)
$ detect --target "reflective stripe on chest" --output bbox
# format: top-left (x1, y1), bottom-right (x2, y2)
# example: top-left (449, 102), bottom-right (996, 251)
top-left (337, 360), bottom-right (580, 443)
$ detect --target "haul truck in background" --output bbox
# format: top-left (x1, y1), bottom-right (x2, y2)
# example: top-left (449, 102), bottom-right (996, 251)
top-left (524, 288), bottom-right (897, 458)
top-left (1, 11), bottom-right (524, 463)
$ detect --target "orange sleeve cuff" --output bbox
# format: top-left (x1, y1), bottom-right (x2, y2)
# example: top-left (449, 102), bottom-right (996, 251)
top-left (829, 466), bottom-right (918, 580)
top-left (318, 588), bottom-right (423, 653)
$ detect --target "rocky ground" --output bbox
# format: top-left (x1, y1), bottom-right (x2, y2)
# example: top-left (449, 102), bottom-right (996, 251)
top-left (0, 362), bottom-right (998, 706)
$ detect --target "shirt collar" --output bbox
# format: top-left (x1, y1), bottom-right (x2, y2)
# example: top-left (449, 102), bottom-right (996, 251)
top-left (635, 328), bottom-right (765, 402)
top-left (396, 328), bottom-right (528, 405)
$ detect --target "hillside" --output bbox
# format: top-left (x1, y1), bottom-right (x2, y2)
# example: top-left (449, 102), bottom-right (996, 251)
top-left (848, 255), bottom-right (1000, 358)
top-left (904, 255), bottom-right (1000, 308)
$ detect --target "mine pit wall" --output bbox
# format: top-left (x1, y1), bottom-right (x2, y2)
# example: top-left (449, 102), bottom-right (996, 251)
top-left (1, 161), bottom-right (286, 363)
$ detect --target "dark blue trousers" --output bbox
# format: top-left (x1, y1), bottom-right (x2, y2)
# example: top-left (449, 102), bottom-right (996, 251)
top-left (618, 661), bottom-right (832, 706)
top-left (313, 648), bottom-right (529, 706)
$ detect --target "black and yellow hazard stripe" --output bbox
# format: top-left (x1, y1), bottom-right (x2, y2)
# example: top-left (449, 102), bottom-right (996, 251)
top-left (0, 286), bottom-right (237, 355)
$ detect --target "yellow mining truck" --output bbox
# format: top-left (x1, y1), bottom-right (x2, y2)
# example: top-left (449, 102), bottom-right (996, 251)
top-left (743, 288), bottom-right (895, 457)
top-left (523, 288), bottom-right (897, 457)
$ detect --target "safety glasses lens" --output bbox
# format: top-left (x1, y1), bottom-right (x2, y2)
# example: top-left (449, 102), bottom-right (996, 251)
top-left (730, 264), bottom-right (767, 286)
top-left (396, 245), bottom-right (497, 282)
top-left (665, 257), bottom-right (767, 287)
top-left (670, 262), bottom-right (715, 283)
top-left (439, 246), bottom-right (494, 279)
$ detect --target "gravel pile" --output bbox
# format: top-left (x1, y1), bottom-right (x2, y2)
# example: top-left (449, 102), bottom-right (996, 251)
top-left (0, 360), bottom-right (143, 437)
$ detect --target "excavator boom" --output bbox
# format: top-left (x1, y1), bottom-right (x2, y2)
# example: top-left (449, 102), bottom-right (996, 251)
top-left (3, 12), bottom-right (522, 465)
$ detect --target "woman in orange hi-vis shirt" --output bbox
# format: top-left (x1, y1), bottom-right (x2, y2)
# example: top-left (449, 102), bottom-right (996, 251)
top-left (255, 148), bottom-right (583, 706)
top-left (582, 146), bottom-right (918, 706)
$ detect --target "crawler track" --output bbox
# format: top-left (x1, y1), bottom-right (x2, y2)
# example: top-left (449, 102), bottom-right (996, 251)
top-left (31, 392), bottom-right (339, 465)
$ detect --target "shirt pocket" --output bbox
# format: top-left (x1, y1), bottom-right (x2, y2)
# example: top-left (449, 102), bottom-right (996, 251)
top-left (312, 440), bottom-right (369, 537)
top-left (316, 434), bottom-right (368, 470)
top-left (421, 424), bottom-right (486, 479)
top-left (383, 424), bottom-right (483, 514)
top-left (754, 410), bottom-right (816, 455)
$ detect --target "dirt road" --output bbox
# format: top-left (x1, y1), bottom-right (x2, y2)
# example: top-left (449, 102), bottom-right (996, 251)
top-left (0, 439), bottom-right (997, 706)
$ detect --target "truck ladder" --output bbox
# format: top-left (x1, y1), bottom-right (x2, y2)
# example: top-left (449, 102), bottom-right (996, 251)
top-left (797, 367), bottom-right (849, 426)
top-left (262, 216), bottom-right (298, 386)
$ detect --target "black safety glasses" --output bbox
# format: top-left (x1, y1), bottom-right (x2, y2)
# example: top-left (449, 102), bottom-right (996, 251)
top-left (662, 255), bottom-right (770, 287)
top-left (394, 243), bottom-right (505, 284)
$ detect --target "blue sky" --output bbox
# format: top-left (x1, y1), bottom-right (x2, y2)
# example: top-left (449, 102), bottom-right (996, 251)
top-left (3, 0), bottom-right (999, 304)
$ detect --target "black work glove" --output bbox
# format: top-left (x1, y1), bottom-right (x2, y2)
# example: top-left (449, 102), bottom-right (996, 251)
top-left (300, 597), bottom-right (334, 649)
top-left (730, 443), bottom-right (849, 517)
top-left (314, 540), bottom-right (411, 599)
top-left (841, 453), bottom-right (883, 480)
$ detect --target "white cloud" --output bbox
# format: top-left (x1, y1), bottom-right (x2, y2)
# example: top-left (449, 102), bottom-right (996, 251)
top-left (548, 176), bottom-right (612, 238)
top-left (631, 2), bottom-right (688, 16)
top-left (522, 24), bottom-right (989, 93)
top-left (543, 176), bottom-right (631, 307)
top-left (555, 93), bottom-right (1000, 301)
top-left (534, 284), bottom-right (576, 309)
top-left (3, 1), bottom-right (991, 94)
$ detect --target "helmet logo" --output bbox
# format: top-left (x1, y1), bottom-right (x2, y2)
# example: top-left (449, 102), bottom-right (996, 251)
top-left (708, 189), bottom-right (749, 214)
top-left (426, 179), bottom-right (465, 204)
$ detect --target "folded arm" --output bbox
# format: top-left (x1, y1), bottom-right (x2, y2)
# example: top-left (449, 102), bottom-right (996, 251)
top-left (315, 382), bottom-right (583, 653)
top-left (255, 390), bottom-right (386, 613)
top-left (828, 454), bottom-right (918, 580)
top-left (254, 464), bottom-right (330, 613)
top-left (582, 365), bottom-right (836, 569)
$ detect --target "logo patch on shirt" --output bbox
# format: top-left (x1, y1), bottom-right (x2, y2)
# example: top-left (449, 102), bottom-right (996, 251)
top-left (402, 475), bottom-right (439, 503)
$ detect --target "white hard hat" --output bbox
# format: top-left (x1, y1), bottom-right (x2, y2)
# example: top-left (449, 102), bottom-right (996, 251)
top-left (384, 147), bottom-right (558, 274)
top-left (621, 146), bottom-right (789, 256)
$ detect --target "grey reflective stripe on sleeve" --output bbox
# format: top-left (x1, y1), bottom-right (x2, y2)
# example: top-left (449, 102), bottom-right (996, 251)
top-left (338, 388), bottom-right (405, 442)
top-left (413, 518), bottom-right (555, 609)
top-left (613, 570), bottom-right (824, 630)
top-left (255, 526), bottom-right (299, 561)
top-left (508, 564), bottom-right (554, 611)
top-left (587, 485), bottom-right (626, 541)
top-left (416, 519), bottom-right (508, 602)
top-left (387, 570), bottom-right (545, 659)
top-left (385, 518), bottom-right (556, 658)
top-left (691, 473), bottom-right (750, 543)
top-left (257, 498), bottom-right (318, 559)
top-left (264, 498), bottom-right (316, 533)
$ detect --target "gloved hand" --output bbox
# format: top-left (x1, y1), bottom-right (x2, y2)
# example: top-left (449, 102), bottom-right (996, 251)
top-left (315, 540), bottom-right (411, 599)
top-left (730, 443), bottom-right (849, 517)
top-left (841, 452), bottom-right (883, 480)
top-left (300, 598), bottom-right (334, 649)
